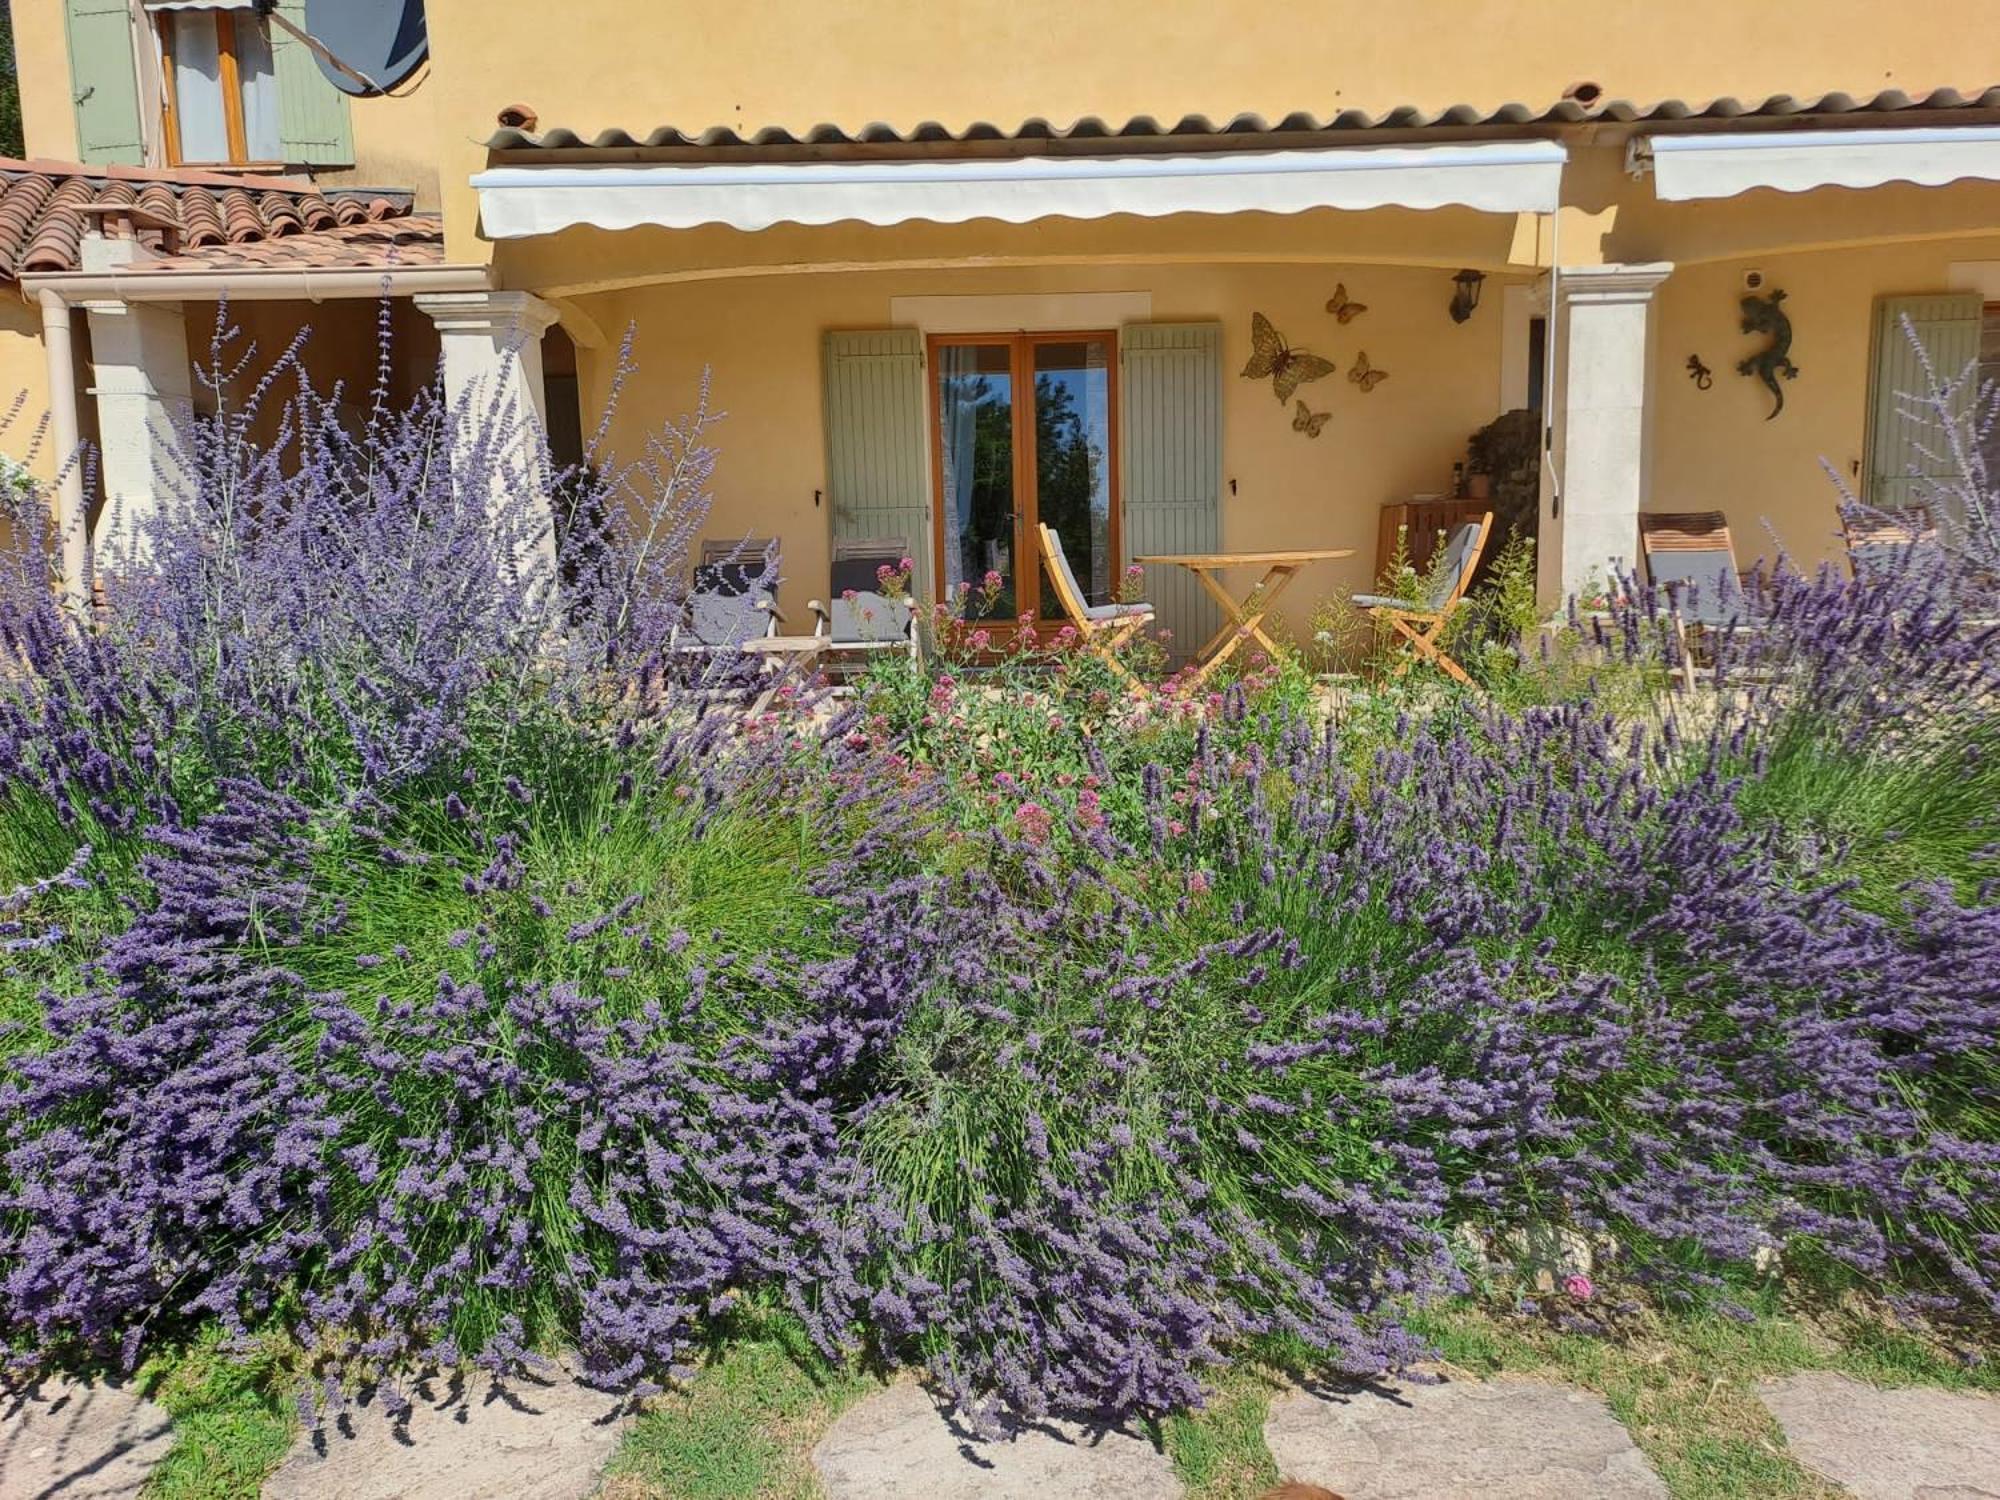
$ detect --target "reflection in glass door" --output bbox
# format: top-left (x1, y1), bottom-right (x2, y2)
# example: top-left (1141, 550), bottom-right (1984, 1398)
top-left (931, 332), bottom-right (1118, 629)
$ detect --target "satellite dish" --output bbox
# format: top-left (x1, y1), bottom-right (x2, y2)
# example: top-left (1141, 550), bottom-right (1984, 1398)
top-left (301, 0), bottom-right (428, 97)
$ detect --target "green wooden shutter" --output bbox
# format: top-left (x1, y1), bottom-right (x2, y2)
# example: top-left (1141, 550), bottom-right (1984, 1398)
top-left (64, 0), bottom-right (144, 165)
top-left (1865, 293), bottom-right (1982, 513)
top-left (1121, 322), bottom-right (1222, 659)
top-left (822, 330), bottom-right (931, 601)
top-left (271, 1), bottom-right (354, 165)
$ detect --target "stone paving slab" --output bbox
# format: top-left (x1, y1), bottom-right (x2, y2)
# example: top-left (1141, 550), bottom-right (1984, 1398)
top-left (1758, 1370), bottom-right (2000, 1499)
top-left (1265, 1376), bottom-right (1667, 1499)
top-left (0, 1375), bottom-right (176, 1500)
top-left (263, 1365), bottom-right (631, 1500)
top-left (812, 1381), bottom-right (1184, 1500)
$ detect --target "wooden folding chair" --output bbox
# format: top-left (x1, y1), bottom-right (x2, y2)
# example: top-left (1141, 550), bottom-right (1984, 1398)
top-left (1037, 523), bottom-right (1154, 689)
top-left (1351, 511), bottom-right (1493, 687)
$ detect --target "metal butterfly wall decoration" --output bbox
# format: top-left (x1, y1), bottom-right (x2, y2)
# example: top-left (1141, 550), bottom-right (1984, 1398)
top-left (1324, 283), bottom-right (1368, 324)
top-left (1347, 351), bottom-right (1390, 393)
top-left (1242, 312), bottom-right (1339, 404)
top-left (1292, 400), bottom-right (1331, 438)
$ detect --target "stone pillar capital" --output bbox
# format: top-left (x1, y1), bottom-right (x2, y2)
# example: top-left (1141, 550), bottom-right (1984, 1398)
top-left (1556, 262), bottom-right (1675, 306)
top-left (414, 289), bottom-right (560, 340)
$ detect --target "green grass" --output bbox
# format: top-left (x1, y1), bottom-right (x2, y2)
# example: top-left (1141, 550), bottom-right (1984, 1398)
top-left (1160, 1366), bottom-right (1283, 1499)
top-left (599, 1311), bottom-right (879, 1500)
top-left (138, 1331), bottom-right (295, 1499)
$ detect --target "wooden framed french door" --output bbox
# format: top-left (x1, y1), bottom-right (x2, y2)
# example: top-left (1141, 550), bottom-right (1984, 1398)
top-left (926, 330), bottom-right (1121, 628)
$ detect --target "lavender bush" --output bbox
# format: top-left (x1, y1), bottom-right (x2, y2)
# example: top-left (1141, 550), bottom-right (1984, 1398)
top-left (0, 315), bottom-right (1994, 1433)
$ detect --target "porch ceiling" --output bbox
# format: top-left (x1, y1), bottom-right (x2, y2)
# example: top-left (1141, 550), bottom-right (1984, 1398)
top-left (489, 205), bottom-right (1535, 300)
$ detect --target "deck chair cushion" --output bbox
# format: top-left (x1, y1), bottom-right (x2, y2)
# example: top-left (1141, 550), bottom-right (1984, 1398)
top-left (1424, 522), bottom-right (1482, 610)
top-left (1645, 549), bottom-right (1741, 626)
top-left (1043, 526), bottom-right (1149, 621)
top-left (685, 590), bottom-right (774, 648)
top-left (1641, 512), bottom-right (1745, 627)
top-left (828, 553), bottom-right (913, 643)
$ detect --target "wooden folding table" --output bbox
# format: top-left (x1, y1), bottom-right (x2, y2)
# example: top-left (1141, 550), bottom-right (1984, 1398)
top-left (1134, 548), bottom-right (1354, 688)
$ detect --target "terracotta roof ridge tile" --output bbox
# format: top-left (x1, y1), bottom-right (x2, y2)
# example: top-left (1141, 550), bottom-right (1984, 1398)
top-left (481, 85), bottom-right (2000, 151)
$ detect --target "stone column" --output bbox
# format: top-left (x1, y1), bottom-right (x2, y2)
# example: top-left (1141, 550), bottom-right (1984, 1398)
top-left (415, 290), bottom-right (562, 589)
top-left (1544, 263), bottom-right (1673, 608)
top-left (82, 299), bottom-right (193, 573)
top-left (37, 291), bottom-right (90, 610)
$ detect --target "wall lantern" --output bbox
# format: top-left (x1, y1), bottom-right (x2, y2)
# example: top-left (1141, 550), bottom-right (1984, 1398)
top-left (1449, 269), bottom-right (1487, 324)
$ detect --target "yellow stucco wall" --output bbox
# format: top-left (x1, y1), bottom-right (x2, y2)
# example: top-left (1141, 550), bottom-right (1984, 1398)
top-left (570, 261), bottom-right (1526, 638)
top-left (324, 78), bottom-right (442, 209)
top-left (0, 298), bottom-right (57, 483)
top-left (430, 0), bottom-right (2000, 260)
top-left (14, 1), bottom-right (81, 162)
top-left (1649, 232), bottom-right (2000, 573)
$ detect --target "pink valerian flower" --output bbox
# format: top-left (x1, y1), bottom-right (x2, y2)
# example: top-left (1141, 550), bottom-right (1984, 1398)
top-left (1076, 789), bottom-right (1105, 832)
top-left (1013, 801), bottom-right (1054, 846)
top-left (1562, 1274), bottom-right (1595, 1301)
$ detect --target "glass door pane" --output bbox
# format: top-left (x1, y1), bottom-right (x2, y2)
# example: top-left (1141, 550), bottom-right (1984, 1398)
top-left (1031, 338), bottom-right (1115, 607)
top-left (167, 12), bottom-right (231, 164)
top-left (936, 342), bottom-right (1017, 620)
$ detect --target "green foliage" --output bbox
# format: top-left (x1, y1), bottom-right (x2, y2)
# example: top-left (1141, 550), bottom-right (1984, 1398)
top-left (0, 2), bottom-right (21, 161)
top-left (1735, 702), bottom-right (2000, 913)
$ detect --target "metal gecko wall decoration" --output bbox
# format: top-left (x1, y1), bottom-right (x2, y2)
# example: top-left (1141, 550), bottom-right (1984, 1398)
top-left (1736, 290), bottom-right (1798, 419)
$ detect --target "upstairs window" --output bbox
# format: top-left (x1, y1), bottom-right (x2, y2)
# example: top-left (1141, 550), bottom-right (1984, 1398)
top-left (152, 2), bottom-right (282, 166)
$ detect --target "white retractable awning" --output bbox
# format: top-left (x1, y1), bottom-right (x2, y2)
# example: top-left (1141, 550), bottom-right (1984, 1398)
top-left (1648, 126), bottom-right (2000, 201)
top-left (471, 140), bottom-right (1567, 237)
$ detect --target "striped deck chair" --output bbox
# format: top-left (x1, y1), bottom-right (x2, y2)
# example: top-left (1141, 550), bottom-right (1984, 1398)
top-left (1841, 504), bottom-right (1939, 582)
top-left (1639, 511), bottom-right (1749, 687)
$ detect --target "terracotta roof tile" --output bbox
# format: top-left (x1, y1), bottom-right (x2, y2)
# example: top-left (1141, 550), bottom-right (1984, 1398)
top-left (0, 158), bottom-right (416, 279)
top-left (258, 190), bottom-right (304, 237)
top-left (129, 214), bottom-right (444, 273)
top-left (178, 188), bottom-right (226, 247)
top-left (21, 178), bottom-right (97, 274)
top-left (0, 173), bottom-right (54, 277)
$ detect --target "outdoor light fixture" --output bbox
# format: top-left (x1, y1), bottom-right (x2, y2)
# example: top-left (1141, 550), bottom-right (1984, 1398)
top-left (1449, 268), bottom-right (1487, 323)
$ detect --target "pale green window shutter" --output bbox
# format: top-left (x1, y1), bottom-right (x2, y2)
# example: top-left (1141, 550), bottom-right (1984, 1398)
top-left (1865, 293), bottom-right (1981, 514)
top-left (822, 329), bottom-right (932, 601)
top-left (1121, 322), bottom-right (1222, 659)
top-left (64, 0), bottom-right (144, 165)
top-left (271, 1), bottom-right (354, 165)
